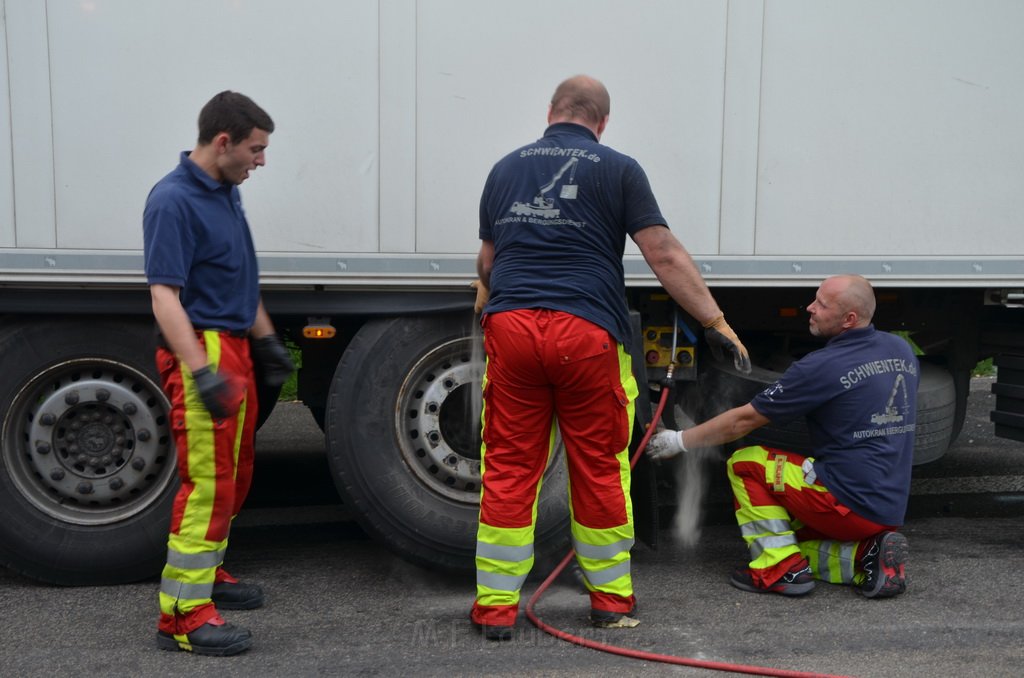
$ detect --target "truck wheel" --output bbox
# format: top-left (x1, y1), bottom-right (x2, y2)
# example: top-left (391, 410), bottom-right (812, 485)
top-left (701, 359), bottom-right (955, 466)
top-left (325, 315), bottom-right (570, 572)
top-left (0, 320), bottom-right (177, 584)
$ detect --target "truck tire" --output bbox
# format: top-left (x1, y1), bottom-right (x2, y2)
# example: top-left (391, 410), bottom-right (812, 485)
top-left (0, 319), bottom-right (177, 584)
top-left (700, 359), bottom-right (955, 466)
top-left (325, 314), bottom-right (570, 572)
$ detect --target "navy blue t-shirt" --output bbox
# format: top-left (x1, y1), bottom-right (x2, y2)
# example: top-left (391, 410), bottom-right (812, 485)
top-left (750, 326), bottom-right (919, 525)
top-left (143, 152), bottom-right (260, 332)
top-left (479, 123), bottom-right (666, 345)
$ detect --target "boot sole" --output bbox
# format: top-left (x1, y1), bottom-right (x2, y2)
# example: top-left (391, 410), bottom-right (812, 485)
top-left (156, 632), bottom-right (253, 656)
top-left (212, 595), bottom-right (265, 610)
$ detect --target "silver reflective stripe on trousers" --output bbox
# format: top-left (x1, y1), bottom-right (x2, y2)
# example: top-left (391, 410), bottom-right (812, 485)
top-left (477, 570), bottom-right (529, 593)
top-left (160, 578), bottom-right (214, 601)
top-left (580, 559), bottom-right (631, 587)
top-left (165, 547), bottom-right (226, 571)
top-left (749, 533), bottom-right (799, 560)
top-left (476, 541), bottom-right (534, 563)
top-left (739, 519), bottom-right (793, 538)
top-left (572, 537), bottom-right (634, 561)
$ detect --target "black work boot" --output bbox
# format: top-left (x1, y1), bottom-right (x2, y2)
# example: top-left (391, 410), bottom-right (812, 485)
top-left (156, 617), bottom-right (252, 656)
top-left (212, 580), bottom-right (265, 610)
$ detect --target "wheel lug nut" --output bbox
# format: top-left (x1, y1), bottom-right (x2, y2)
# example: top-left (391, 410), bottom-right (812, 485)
top-left (65, 392), bottom-right (80, 405)
top-left (39, 413), bottom-right (56, 426)
top-left (50, 469), bottom-right (65, 481)
top-left (95, 389), bottom-right (110, 402)
top-left (77, 482), bottom-right (94, 495)
top-left (110, 478), bottom-right (124, 491)
top-left (137, 429), bottom-right (151, 442)
top-left (123, 403), bottom-right (138, 416)
top-left (132, 457), bottom-right (146, 471)
top-left (36, 442), bottom-right (51, 455)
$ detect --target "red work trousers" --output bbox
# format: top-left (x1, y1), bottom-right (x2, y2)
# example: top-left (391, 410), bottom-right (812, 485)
top-left (472, 309), bottom-right (637, 626)
top-left (156, 331), bottom-right (257, 634)
top-left (728, 446), bottom-right (897, 588)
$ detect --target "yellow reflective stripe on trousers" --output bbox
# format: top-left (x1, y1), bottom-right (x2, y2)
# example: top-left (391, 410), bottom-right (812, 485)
top-left (569, 343), bottom-right (636, 598)
top-left (800, 539), bottom-right (858, 584)
top-left (475, 523), bottom-right (535, 607)
top-left (727, 446), bottom-right (801, 570)
top-left (161, 331), bottom-right (230, 616)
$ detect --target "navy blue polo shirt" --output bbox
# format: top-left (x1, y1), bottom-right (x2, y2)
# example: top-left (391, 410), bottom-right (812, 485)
top-left (479, 123), bottom-right (666, 345)
top-left (750, 326), bottom-right (919, 525)
top-left (143, 152), bottom-right (259, 332)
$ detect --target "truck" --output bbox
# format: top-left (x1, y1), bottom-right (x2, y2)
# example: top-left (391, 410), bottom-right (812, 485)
top-left (1, 0), bottom-right (1021, 586)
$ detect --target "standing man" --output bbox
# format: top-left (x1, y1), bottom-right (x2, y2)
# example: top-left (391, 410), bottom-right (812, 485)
top-left (648, 275), bottom-right (916, 599)
top-left (471, 74), bottom-right (750, 639)
top-left (143, 91), bottom-right (294, 656)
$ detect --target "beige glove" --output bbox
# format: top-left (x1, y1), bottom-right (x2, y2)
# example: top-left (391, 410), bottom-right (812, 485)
top-left (470, 280), bottom-right (489, 314)
top-left (703, 314), bottom-right (752, 373)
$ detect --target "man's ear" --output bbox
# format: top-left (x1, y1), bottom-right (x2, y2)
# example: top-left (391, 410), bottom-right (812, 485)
top-left (212, 132), bottom-right (231, 153)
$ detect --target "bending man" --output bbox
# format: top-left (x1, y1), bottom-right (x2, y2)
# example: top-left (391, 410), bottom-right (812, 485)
top-left (649, 274), bottom-right (915, 598)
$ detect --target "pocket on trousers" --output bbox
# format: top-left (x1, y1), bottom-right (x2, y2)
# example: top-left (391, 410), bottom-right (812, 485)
top-left (553, 329), bottom-right (612, 365)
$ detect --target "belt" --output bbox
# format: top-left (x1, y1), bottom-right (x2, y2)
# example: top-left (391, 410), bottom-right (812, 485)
top-left (195, 328), bottom-right (251, 338)
top-left (154, 326), bottom-right (250, 349)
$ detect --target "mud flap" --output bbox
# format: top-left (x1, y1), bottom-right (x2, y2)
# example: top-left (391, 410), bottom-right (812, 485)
top-left (991, 354), bottom-right (1024, 442)
top-left (627, 311), bottom-right (659, 550)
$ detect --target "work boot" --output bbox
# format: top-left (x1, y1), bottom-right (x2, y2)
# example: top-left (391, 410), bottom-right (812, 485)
top-left (212, 580), bottom-right (265, 610)
top-left (730, 563), bottom-right (816, 596)
top-left (471, 620), bottom-right (514, 641)
top-left (156, 616), bottom-right (252, 656)
top-left (590, 606), bottom-right (640, 629)
top-left (212, 569), bottom-right (264, 610)
top-left (858, 531), bottom-right (908, 599)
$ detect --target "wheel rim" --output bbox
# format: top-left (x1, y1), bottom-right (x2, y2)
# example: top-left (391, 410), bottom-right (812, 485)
top-left (395, 335), bottom-right (565, 505)
top-left (396, 337), bottom-right (485, 504)
top-left (2, 358), bottom-right (176, 525)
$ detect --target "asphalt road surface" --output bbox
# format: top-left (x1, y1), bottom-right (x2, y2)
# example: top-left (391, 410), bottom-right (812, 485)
top-left (1, 377), bottom-right (1022, 677)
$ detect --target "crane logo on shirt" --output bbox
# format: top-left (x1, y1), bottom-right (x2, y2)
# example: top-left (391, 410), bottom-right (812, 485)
top-left (854, 373), bottom-right (916, 439)
top-left (498, 153), bottom-right (595, 229)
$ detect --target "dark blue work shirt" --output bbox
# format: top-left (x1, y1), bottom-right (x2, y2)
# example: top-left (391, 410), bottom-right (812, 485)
top-left (143, 152), bottom-right (259, 332)
top-left (479, 123), bottom-right (666, 345)
top-left (751, 326), bottom-right (919, 525)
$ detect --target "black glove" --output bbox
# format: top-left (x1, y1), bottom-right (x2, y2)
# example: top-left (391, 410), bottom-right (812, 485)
top-left (192, 365), bottom-right (238, 419)
top-left (251, 334), bottom-right (295, 388)
top-left (703, 314), bottom-right (752, 374)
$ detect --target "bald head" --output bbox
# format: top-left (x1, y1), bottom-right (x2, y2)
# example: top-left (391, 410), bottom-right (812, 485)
top-left (831, 274), bottom-right (876, 325)
top-left (808, 274), bottom-right (876, 338)
top-left (549, 75), bottom-right (610, 132)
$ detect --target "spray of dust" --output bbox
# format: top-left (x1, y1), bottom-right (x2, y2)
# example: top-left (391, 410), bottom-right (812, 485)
top-left (670, 371), bottom-right (755, 547)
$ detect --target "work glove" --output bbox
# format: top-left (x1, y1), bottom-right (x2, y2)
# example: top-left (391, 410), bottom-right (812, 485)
top-left (470, 280), bottom-right (489, 314)
top-left (646, 429), bottom-right (687, 462)
top-left (703, 314), bottom-right (752, 374)
top-left (251, 334), bottom-right (296, 388)
top-left (192, 365), bottom-right (241, 419)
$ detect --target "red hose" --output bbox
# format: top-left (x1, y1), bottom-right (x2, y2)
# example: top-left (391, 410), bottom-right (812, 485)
top-left (524, 385), bottom-right (849, 678)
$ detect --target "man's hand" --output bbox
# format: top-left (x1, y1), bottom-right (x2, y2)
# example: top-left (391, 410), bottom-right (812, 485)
top-left (192, 365), bottom-right (241, 419)
top-left (703, 315), bottom-right (752, 373)
top-left (470, 280), bottom-right (489, 314)
top-left (251, 334), bottom-right (295, 388)
top-left (646, 429), bottom-right (687, 462)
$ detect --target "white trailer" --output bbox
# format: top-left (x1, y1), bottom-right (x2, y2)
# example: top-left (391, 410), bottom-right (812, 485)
top-left (1, 0), bottom-right (1021, 585)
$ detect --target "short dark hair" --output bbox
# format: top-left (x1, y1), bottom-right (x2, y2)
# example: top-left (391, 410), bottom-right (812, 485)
top-left (197, 91), bottom-right (274, 144)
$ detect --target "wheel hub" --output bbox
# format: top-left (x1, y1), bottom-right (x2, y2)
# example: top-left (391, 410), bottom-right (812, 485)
top-left (5, 362), bottom-right (175, 524)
